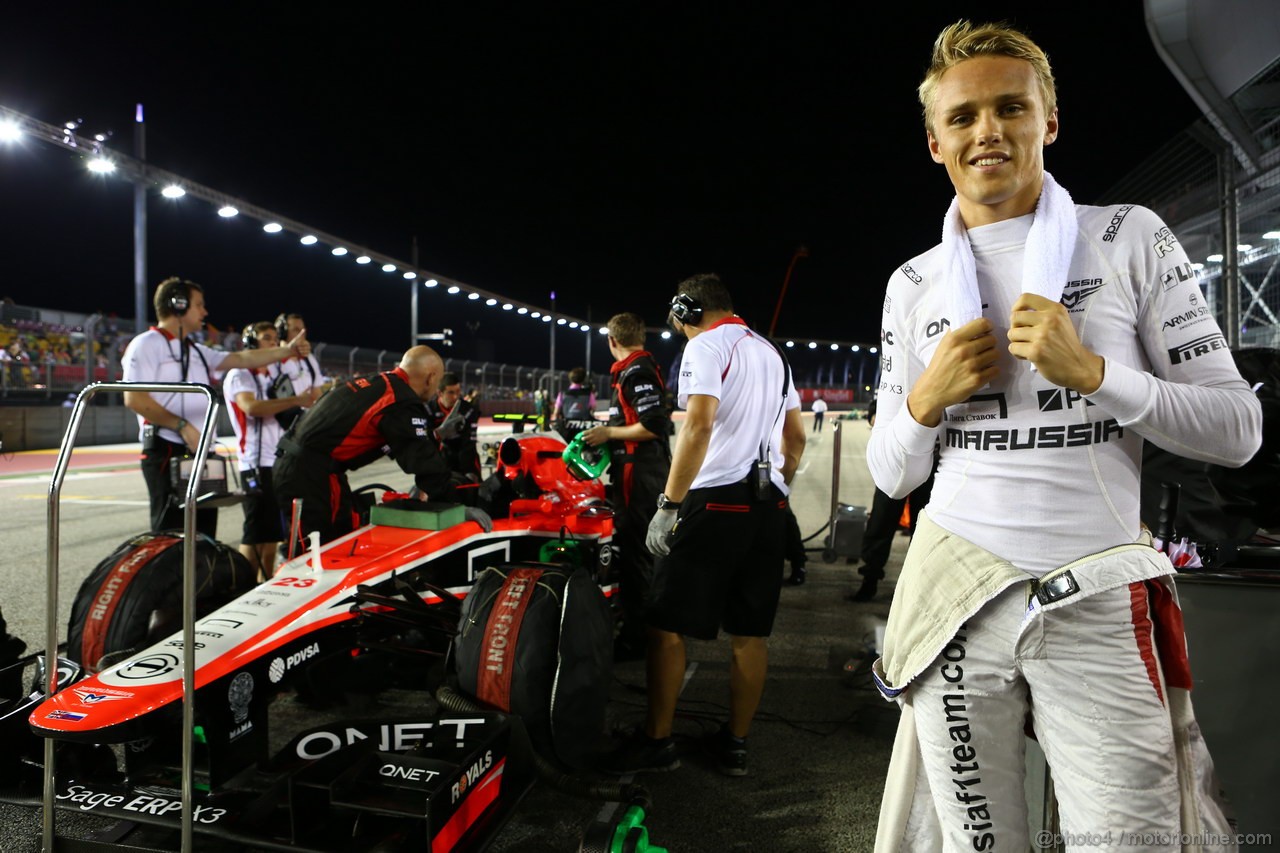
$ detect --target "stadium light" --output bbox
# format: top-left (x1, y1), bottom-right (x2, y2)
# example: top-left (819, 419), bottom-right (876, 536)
top-left (486, 298), bottom-right (498, 306)
top-left (448, 285), bottom-right (461, 294)
top-left (1264, 231), bottom-right (1280, 240)
top-left (542, 315), bottom-right (552, 323)
top-left (217, 205), bottom-right (239, 217)
top-left (785, 341), bottom-right (794, 348)
top-left (531, 311), bottom-right (540, 318)
top-left (830, 343), bottom-right (839, 350)
top-left (518, 307), bottom-right (529, 315)
top-left (425, 278), bottom-right (438, 287)
top-left (403, 271), bottom-right (417, 280)
top-left (808, 342), bottom-right (817, 349)
top-left (0, 119), bottom-right (21, 142)
top-left (1191, 262), bottom-right (1205, 271)
top-left (569, 321), bottom-right (579, 329)
top-left (502, 303), bottom-right (513, 310)
top-left (598, 326), bottom-right (609, 334)
top-left (262, 222), bottom-right (283, 233)
top-left (356, 255), bottom-right (371, 264)
top-left (1238, 244), bottom-right (1252, 252)
top-left (557, 318), bottom-right (567, 325)
top-left (661, 330), bottom-right (672, 339)
top-left (381, 262), bottom-right (396, 271)
top-left (1206, 253), bottom-right (1224, 263)
top-left (870, 347), bottom-right (878, 354)
top-left (332, 246), bottom-right (348, 256)
top-left (852, 345), bottom-right (860, 352)
top-left (87, 156), bottom-right (115, 174)
top-left (161, 184), bottom-right (186, 199)
top-left (301, 235), bottom-right (319, 246)
top-left (467, 292), bottom-right (480, 301)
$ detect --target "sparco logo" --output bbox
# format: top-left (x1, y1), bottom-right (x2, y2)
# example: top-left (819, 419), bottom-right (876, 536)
top-left (1169, 333), bottom-right (1227, 364)
top-left (881, 329), bottom-right (894, 346)
top-left (1101, 205), bottom-right (1133, 242)
top-left (899, 264), bottom-right (922, 284)
top-left (1061, 278), bottom-right (1104, 312)
top-left (946, 419), bottom-right (1124, 451)
top-left (926, 318), bottom-right (951, 338)
top-left (1160, 262), bottom-right (1193, 291)
top-left (451, 750), bottom-right (495, 804)
top-left (1036, 389), bottom-right (1094, 412)
top-left (1152, 227), bottom-right (1178, 258)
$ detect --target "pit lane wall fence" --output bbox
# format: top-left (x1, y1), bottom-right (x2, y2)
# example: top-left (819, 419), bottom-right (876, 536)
top-left (0, 405), bottom-right (137, 454)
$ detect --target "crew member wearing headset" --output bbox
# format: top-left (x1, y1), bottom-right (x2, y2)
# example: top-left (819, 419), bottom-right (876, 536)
top-left (123, 277), bottom-right (309, 537)
top-left (274, 346), bottom-right (454, 545)
top-left (581, 312), bottom-right (672, 660)
top-left (224, 321), bottom-right (319, 580)
top-left (604, 274), bottom-right (805, 777)
top-left (270, 311), bottom-right (328, 431)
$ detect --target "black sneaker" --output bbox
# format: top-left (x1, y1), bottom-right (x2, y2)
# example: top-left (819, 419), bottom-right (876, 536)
top-left (700, 726), bottom-right (748, 777)
top-left (786, 567), bottom-right (806, 586)
top-left (846, 577), bottom-right (878, 602)
top-left (599, 729), bottom-right (680, 775)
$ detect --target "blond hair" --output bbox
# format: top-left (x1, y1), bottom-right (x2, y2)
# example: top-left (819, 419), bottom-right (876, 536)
top-left (918, 20), bottom-right (1056, 135)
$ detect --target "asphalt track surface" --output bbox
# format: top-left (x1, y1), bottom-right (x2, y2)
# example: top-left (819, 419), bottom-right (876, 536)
top-left (0, 412), bottom-right (901, 852)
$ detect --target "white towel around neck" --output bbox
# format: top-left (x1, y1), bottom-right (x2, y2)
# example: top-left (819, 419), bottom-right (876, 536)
top-left (941, 170), bottom-right (1077, 327)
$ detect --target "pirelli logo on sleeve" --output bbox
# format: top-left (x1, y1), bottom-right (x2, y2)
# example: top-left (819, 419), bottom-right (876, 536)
top-left (1168, 333), bottom-right (1227, 365)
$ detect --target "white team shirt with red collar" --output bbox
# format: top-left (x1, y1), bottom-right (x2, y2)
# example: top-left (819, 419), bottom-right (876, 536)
top-left (272, 353), bottom-right (326, 399)
top-left (223, 367), bottom-right (283, 471)
top-left (121, 327), bottom-right (229, 444)
top-left (678, 317), bottom-right (800, 493)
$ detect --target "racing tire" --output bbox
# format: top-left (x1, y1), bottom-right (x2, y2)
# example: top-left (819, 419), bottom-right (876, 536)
top-left (66, 532), bottom-right (256, 674)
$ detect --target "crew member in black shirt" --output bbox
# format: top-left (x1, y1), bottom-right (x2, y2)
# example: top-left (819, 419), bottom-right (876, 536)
top-left (274, 346), bottom-right (451, 544)
top-left (425, 371), bottom-right (481, 479)
top-left (582, 313), bottom-right (672, 659)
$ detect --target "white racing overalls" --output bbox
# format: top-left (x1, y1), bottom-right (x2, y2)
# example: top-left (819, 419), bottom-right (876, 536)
top-left (873, 512), bottom-right (1235, 853)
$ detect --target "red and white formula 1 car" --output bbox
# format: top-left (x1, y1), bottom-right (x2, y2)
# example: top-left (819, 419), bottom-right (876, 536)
top-left (1, 431), bottom-right (621, 852)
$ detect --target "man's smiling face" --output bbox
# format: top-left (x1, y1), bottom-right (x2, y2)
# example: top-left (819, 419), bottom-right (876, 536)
top-left (927, 55), bottom-right (1059, 227)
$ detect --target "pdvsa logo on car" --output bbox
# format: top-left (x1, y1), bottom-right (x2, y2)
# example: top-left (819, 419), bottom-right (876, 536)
top-left (451, 750), bottom-right (495, 803)
top-left (267, 642), bottom-right (320, 683)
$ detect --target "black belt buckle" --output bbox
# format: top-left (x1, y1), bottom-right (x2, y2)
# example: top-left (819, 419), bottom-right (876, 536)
top-left (1034, 570), bottom-right (1079, 606)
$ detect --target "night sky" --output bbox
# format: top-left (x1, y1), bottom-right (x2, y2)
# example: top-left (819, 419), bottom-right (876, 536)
top-left (0, 4), bottom-right (1202, 375)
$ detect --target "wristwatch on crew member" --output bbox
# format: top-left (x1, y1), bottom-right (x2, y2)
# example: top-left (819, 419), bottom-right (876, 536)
top-left (656, 493), bottom-right (679, 511)
top-left (175, 418), bottom-right (189, 432)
